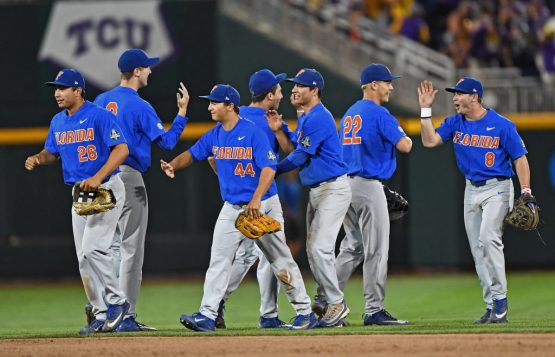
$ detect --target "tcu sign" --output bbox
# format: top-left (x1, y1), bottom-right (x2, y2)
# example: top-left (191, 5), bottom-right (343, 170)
top-left (39, 1), bottom-right (174, 89)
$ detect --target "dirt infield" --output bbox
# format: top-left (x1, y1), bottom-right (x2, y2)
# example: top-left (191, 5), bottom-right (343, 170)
top-left (1, 334), bottom-right (554, 357)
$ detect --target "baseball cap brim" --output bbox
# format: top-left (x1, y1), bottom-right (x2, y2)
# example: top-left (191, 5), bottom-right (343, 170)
top-left (45, 81), bottom-right (71, 87)
top-left (445, 86), bottom-right (472, 94)
top-left (274, 73), bottom-right (287, 84)
top-left (145, 57), bottom-right (160, 67)
top-left (285, 77), bottom-right (314, 87)
top-left (198, 95), bottom-right (221, 102)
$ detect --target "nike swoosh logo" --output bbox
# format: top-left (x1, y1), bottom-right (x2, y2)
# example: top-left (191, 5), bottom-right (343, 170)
top-left (495, 311), bottom-right (507, 319)
top-left (80, 119), bottom-right (88, 124)
top-left (238, 136), bottom-right (246, 140)
top-left (194, 317), bottom-right (205, 322)
top-left (486, 127), bottom-right (495, 131)
top-left (265, 209), bottom-right (272, 214)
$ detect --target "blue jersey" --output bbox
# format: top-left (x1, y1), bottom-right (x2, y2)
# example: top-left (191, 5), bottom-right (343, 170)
top-left (291, 103), bottom-right (348, 186)
top-left (340, 100), bottom-right (406, 180)
top-left (436, 109), bottom-right (527, 181)
top-left (44, 101), bottom-right (127, 186)
top-left (189, 118), bottom-right (278, 205)
top-left (239, 106), bottom-right (282, 159)
top-left (94, 86), bottom-right (187, 173)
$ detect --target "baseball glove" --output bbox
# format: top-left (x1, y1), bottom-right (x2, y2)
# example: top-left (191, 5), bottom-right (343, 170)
top-left (383, 185), bottom-right (409, 221)
top-left (235, 212), bottom-right (282, 239)
top-left (72, 184), bottom-right (116, 216)
top-left (504, 193), bottom-right (540, 231)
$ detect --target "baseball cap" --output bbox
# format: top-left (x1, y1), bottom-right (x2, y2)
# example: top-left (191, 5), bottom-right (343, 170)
top-left (198, 84), bottom-right (240, 106)
top-left (286, 68), bottom-right (324, 90)
top-left (118, 49), bottom-right (160, 73)
top-left (445, 77), bottom-right (483, 98)
top-left (45, 69), bottom-right (85, 88)
top-left (360, 63), bottom-right (401, 85)
top-left (249, 69), bottom-right (287, 96)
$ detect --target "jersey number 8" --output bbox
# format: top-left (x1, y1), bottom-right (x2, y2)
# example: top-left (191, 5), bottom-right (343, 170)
top-left (485, 152), bottom-right (495, 167)
top-left (343, 115), bottom-right (362, 145)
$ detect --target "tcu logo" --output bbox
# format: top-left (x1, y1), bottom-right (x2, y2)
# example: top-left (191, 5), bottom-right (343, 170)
top-left (38, 1), bottom-right (174, 90)
top-left (69, 18), bottom-right (151, 56)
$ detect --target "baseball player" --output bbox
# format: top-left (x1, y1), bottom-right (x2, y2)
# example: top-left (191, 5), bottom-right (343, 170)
top-left (216, 69), bottom-right (293, 329)
top-left (332, 64), bottom-right (412, 326)
top-left (417, 77), bottom-right (531, 323)
top-left (268, 69), bottom-right (352, 327)
top-left (161, 84), bottom-right (318, 332)
top-left (25, 69), bottom-right (130, 334)
top-left (93, 49), bottom-right (189, 332)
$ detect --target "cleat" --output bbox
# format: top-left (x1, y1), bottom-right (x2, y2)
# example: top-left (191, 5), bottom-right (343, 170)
top-left (312, 295), bottom-right (327, 318)
top-left (364, 309), bottom-right (408, 326)
top-left (318, 301), bottom-right (350, 327)
top-left (116, 316), bottom-right (157, 332)
top-left (215, 300), bottom-right (226, 329)
top-left (180, 312), bottom-right (215, 332)
top-left (85, 303), bottom-right (94, 326)
top-left (474, 308), bottom-right (492, 324)
top-left (490, 298), bottom-right (508, 323)
top-left (259, 316), bottom-right (290, 328)
top-left (102, 301), bottom-right (130, 332)
top-left (79, 319), bottom-right (105, 335)
top-left (289, 312), bottom-right (318, 330)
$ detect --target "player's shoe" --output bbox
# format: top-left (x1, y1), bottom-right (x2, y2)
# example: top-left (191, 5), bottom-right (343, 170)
top-left (78, 319), bottom-right (105, 335)
top-left (116, 316), bottom-right (157, 332)
top-left (180, 312), bottom-right (215, 332)
top-left (318, 301), bottom-right (350, 327)
top-left (259, 316), bottom-right (290, 328)
top-left (102, 300), bottom-right (130, 332)
top-left (84, 303), bottom-right (94, 326)
top-left (311, 295), bottom-right (327, 318)
top-left (288, 312), bottom-right (319, 330)
top-left (490, 298), bottom-right (508, 323)
top-left (363, 309), bottom-right (408, 326)
top-left (474, 308), bottom-right (492, 324)
top-left (215, 300), bottom-right (226, 329)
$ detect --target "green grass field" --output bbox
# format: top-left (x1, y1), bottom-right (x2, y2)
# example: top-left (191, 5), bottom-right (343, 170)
top-left (1, 272), bottom-right (554, 338)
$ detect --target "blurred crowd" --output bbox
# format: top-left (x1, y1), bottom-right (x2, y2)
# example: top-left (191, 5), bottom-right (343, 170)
top-left (289, 0), bottom-right (555, 81)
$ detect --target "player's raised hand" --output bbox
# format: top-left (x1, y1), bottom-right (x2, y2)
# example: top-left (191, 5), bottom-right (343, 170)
top-left (176, 82), bottom-right (190, 116)
top-left (160, 159), bottom-right (175, 178)
top-left (418, 80), bottom-right (438, 108)
top-left (265, 110), bottom-right (283, 132)
top-left (24, 155), bottom-right (40, 171)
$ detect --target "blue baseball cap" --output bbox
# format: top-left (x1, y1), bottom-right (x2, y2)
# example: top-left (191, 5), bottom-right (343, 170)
top-left (445, 77), bottom-right (483, 98)
top-left (249, 69), bottom-right (287, 96)
top-left (45, 69), bottom-right (86, 88)
top-left (199, 84), bottom-right (240, 106)
top-left (360, 63), bottom-right (400, 85)
top-left (118, 49), bottom-right (160, 73)
top-left (286, 68), bottom-right (324, 90)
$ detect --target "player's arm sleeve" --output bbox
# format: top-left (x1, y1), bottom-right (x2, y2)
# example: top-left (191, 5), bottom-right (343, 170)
top-left (154, 114), bottom-right (188, 150)
top-left (504, 123), bottom-right (528, 160)
top-left (435, 117), bottom-right (455, 143)
top-left (281, 121), bottom-right (298, 148)
top-left (101, 113), bottom-right (128, 148)
top-left (276, 151), bottom-right (310, 175)
top-left (44, 123), bottom-right (60, 157)
top-left (379, 112), bottom-right (407, 145)
top-left (188, 131), bottom-right (213, 162)
top-left (294, 116), bottom-right (324, 156)
top-left (252, 130), bottom-right (277, 171)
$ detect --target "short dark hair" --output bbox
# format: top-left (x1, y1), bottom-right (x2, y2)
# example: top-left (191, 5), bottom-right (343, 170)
top-left (252, 84), bottom-right (279, 103)
top-left (225, 102), bottom-right (239, 114)
top-left (121, 71), bottom-right (134, 80)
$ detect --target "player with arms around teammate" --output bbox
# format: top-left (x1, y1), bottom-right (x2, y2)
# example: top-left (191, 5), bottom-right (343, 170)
top-left (25, 69), bottom-right (130, 334)
top-left (334, 64), bottom-right (412, 326)
top-left (268, 69), bottom-right (352, 327)
top-left (418, 78), bottom-right (531, 323)
top-left (161, 84), bottom-right (318, 332)
top-left (93, 49), bottom-right (189, 332)
top-left (216, 69), bottom-right (294, 329)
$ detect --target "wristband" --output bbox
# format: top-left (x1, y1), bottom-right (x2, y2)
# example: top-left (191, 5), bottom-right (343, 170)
top-left (521, 187), bottom-right (532, 195)
top-left (421, 108), bottom-right (432, 118)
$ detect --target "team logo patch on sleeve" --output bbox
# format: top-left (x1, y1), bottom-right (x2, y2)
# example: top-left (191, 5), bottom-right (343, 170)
top-left (301, 136), bottom-right (311, 148)
top-left (110, 129), bottom-right (121, 140)
top-left (267, 150), bottom-right (276, 161)
top-left (157, 123), bottom-right (164, 130)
